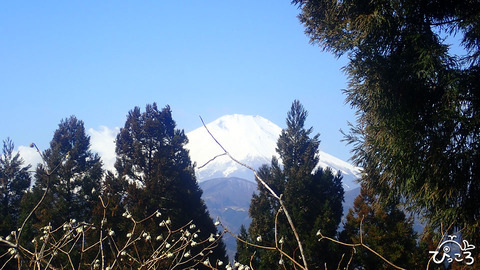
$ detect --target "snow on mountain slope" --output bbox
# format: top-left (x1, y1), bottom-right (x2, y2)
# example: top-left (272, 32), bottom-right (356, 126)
top-left (186, 114), bottom-right (362, 190)
top-left (186, 114), bottom-right (280, 181)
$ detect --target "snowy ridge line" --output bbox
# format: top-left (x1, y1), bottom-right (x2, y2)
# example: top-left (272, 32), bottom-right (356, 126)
top-left (186, 114), bottom-right (361, 190)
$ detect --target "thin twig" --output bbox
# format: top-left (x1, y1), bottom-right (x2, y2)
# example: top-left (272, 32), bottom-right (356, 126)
top-left (198, 153), bottom-right (228, 169)
top-left (317, 216), bottom-right (406, 270)
top-left (336, 253), bottom-right (345, 270)
top-left (346, 248), bottom-right (355, 270)
top-left (249, 251), bottom-right (256, 270)
top-left (220, 223), bottom-right (305, 270)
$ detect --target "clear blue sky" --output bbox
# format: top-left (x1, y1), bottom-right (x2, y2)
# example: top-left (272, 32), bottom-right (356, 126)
top-left (1, 1), bottom-right (356, 161)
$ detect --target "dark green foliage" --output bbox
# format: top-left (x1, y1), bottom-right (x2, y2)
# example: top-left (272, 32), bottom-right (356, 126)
top-left (0, 138), bottom-right (31, 236)
top-left (340, 184), bottom-right (422, 269)
top-left (114, 103), bottom-right (227, 267)
top-left (235, 225), bottom-right (255, 265)
top-left (32, 116), bottom-right (103, 228)
top-left (239, 101), bottom-right (344, 269)
top-left (293, 0), bottom-right (480, 243)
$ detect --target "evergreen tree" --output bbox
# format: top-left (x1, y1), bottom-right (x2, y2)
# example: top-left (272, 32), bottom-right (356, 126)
top-left (293, 0), bottom-right (480, 243)
top-left (240, 101), bottom-right (344, 269)
top-left (340, 184), bottom-right (421, 269)
top-left (114, 103), bottom-right (227, 267)
top-left (32, 116), bottom-right (103, 227)
top-left (244, 163), bottom-right (283, 269)
top-left (0, 138), bottom-right (31, 236)
top-left (235, 225), bottom-right (256, 265)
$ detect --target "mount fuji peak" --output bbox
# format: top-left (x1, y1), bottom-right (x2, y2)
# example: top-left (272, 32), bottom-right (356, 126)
top-left (185, 114), bottom-right (361, 191)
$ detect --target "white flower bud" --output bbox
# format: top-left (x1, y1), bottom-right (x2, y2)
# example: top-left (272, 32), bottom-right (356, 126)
top-left (208, 234), bottom-right (215, 242)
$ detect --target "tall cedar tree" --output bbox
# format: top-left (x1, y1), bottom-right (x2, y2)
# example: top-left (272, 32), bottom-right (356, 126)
top-left (32, 116), bottom-right (103, 228)
top-left (0, 138), bottom-right (31, 236)
top-left (293, 0), bottom-right (480, 243)
top-left (114, 103), bottom-right (227, 267)
top-left (238, 101), bottom-right (344, 269)
top-left (339, 184), bottom-right (422, 269)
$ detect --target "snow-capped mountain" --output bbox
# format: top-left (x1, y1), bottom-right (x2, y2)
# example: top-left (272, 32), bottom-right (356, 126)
top-left (186, 114), bottom-right (361, 191)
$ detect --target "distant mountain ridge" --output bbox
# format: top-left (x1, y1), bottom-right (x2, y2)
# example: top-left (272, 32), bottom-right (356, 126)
top-left (199, 177), bottom-right (362, 260)
top-left (199, 177), bottom-right (257, 260)
top-left (186, 114), bottom-right (361, 190)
